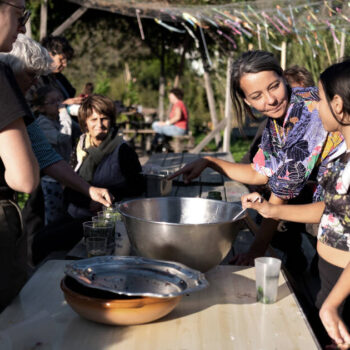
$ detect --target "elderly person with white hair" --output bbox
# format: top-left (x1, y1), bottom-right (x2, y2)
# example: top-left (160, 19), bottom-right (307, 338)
top-left (0, 34), bottom-right (114, 295)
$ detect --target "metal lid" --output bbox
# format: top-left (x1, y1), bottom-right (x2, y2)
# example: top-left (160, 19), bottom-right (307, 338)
top-left (65, 256), bottom-right (209, 298)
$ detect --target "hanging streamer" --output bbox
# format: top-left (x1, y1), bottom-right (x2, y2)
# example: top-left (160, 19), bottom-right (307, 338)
top-left (276, 5), bottom-right (289, 23)
top-left (324, 1), bottom-right (336, 15)
top-left (202, 15), bottom-right (219, 28)
top-left (224, 20), bottom-right (241, 35)
top-left (336, 8), bottom-right (350, 23)
top-left (262, 11), bottom-right (284, 35)
top-left (135, 9), bottom-right (145, 40)
top-left (199, 25), bottom-right (212, 67)
top-left (183, 12), bottom-right (201, 28)
top-left (326, 20), bottom-right (340, 44)
top-left (247, 5), bottom-right (264, 23)
top-left (237, 10), bottom-right (254, 27)
top-left (273, 15), bottom-right (291, 33)
top-left (154, 19), bottom-right (186, 33)
top-left (182, 22), bottom-right (200, 49)
top-left (289, 5), bottom-right (303, 45)
top-left (217, 30), bottom-right (237, 49)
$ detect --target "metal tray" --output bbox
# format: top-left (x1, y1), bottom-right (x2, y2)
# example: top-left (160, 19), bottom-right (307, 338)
top-left (64, 256), bottom-right (209, 298)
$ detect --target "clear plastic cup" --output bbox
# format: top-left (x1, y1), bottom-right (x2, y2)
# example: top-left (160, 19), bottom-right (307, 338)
top-left (86, 236), bottom-right (108, 257)
top-left (254, 257), bottom-right (282, 304)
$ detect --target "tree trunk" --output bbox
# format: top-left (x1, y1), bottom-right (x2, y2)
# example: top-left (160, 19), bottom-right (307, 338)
top-left (158, 34), bottom-right (165, 121)
top-left (203, 68), bottom-right (220, 146)
top-left (223, 57), bottom-right (233, 156)
top-left (40, 0), bottom-right (48, 41)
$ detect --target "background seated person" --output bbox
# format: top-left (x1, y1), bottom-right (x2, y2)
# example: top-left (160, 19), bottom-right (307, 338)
top-left (151, 88), bottom-right (188, 150)
top-left (32, 94), bottom-right (145, 265)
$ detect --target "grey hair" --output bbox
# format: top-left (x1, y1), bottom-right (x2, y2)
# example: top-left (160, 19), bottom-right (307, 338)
top-left (0, 34), bottom-right (53, 75)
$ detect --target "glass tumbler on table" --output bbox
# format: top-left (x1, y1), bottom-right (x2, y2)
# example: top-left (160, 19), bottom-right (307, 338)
top-left (254, 257), bottom-right (281, 304)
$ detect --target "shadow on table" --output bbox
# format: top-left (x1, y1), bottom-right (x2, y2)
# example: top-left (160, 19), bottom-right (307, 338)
top-left (61, 315), bottom-right (132, 348)
top-left (159, 267), bottom-right (291, 323)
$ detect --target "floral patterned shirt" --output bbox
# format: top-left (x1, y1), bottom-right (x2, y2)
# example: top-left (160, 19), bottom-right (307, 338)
top-left (318, 145), bottom-right (350, 251)
top-left (253, 87), bottom-right (343, 200)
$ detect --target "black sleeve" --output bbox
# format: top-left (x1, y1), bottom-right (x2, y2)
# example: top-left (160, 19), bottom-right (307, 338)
top-left (55, 73), bottom-right (76, 98)
top-left (64, 143), bottom-right (146, 207)
top-left (0, 63), bottom-right (34, 128)
top-left (109, 143), bottom-right (146, 200)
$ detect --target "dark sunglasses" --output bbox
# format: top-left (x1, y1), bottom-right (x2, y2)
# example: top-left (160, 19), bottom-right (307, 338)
top-left (0, 1), bottom-right (31, 26)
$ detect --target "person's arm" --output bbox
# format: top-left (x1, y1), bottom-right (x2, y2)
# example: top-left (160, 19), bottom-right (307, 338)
top-left (0, 118), bottom-right (39, 193)
top-left (43, 160), bottom-right (113, 207)
top-left (231, 192), bottom-right (325, 266)
top-left (242, 191), bottom-right (325, 223)
top-left (169, 156), bottom-right (268, 185)
top-left (168, 106), bottom-right (182, 125)
top-left (319, 262), bottom-right (350, 348)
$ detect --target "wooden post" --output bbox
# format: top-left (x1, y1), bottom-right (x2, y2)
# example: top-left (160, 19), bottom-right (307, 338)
top-left (203, 68), bottom-right (220, 146)
top-left (323, 38), bottom-right (332, 65)
top-left (281, 41), bottom-right (287, 70)
top-left (340, 29), bottom-right (346, 59)
top-left (257, 24), bottom-right (262, 50)
top-left (158, 33), bottom-right (165, 121)
top-left (223, 56), bottom-right (233, 156)
top-left (40, 0), bottom-right (48, 40)
top-left (25, 17), bottom-right (32, 39)
top-left (333, 35), bottom-right (339, 62)
top-left (52, 7), bottom-right (88, 36)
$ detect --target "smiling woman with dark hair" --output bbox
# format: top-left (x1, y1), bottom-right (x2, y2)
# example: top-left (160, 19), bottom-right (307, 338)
top-left (170, 50), bottom-right (344, 271)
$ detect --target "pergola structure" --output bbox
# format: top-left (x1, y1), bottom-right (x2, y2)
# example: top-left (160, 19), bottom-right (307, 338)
top-left (36, 0), bottom-right (350, 155)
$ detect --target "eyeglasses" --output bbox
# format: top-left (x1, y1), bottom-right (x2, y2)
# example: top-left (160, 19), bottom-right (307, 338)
top-left (0, 1), bottom-right (31, 27)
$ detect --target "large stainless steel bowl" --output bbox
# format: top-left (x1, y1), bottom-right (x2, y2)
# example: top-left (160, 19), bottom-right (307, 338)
top-left (119, 197), bottom-right (246, 272)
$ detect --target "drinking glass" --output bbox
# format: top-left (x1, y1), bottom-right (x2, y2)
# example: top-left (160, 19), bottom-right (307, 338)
top-left (254, 257), bottom-right (281, 304)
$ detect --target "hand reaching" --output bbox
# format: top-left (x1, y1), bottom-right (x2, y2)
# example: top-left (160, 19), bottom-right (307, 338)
top-left (168, 158), bottom-right (209, 184)
top-left (88, 186), bottom-right (114, 207)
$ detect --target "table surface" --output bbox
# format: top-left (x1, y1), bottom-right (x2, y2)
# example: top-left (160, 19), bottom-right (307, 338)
top-left (0, 260), bottom-right (320, 350)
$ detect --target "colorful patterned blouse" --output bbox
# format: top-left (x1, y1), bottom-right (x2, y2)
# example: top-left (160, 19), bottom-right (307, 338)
top-left (318, 145), bottom-right (350, 251)
top-left (253, 87), bottom-right (343, 200)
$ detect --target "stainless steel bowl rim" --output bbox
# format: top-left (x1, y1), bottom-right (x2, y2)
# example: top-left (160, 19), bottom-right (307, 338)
top-left (118, 197), bottom-right (246, 225)
top-left (65, 256), bottom-right (209, 298)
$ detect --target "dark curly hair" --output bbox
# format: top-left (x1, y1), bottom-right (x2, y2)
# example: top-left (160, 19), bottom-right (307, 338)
top-left (41, 36), bottom-right (74, 60)
top-left (169, 88), bottom-right (184, 100)
top-left (320, 59), bottom-right (350, 126)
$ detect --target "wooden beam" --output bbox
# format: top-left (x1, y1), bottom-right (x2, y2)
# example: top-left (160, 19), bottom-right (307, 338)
top-left (51, 7), bottom-right (88, 36)
top-left (190, 118), bottom-right (227, 154)
top-left (340, 29), bottom-right (346, 59)
top-left (203, 69), bottom-right (220, 146)
top-left (40, 0), bottom-right (48, 41)
top-left (223, 56), bottom-right (233, 156)
top-left (25, 17), bottom-right (32, 39)
top-left (280, 41), bottom-right (287, 70)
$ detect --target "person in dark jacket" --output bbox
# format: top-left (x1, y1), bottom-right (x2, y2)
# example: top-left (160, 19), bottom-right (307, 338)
top-left (32, 94), bottom-right (145, 264)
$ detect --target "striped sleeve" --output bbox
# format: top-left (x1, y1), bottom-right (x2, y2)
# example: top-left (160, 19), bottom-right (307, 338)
top-left (27, 121), bottom-right (62, 170)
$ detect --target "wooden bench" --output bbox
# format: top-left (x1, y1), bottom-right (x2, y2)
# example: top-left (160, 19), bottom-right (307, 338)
top-left (169, 131), bottom-right (195, 153)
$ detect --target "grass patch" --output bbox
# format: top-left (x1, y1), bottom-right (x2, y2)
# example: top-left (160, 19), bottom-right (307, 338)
top-left (194, 134), bottom-right (251, 162)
